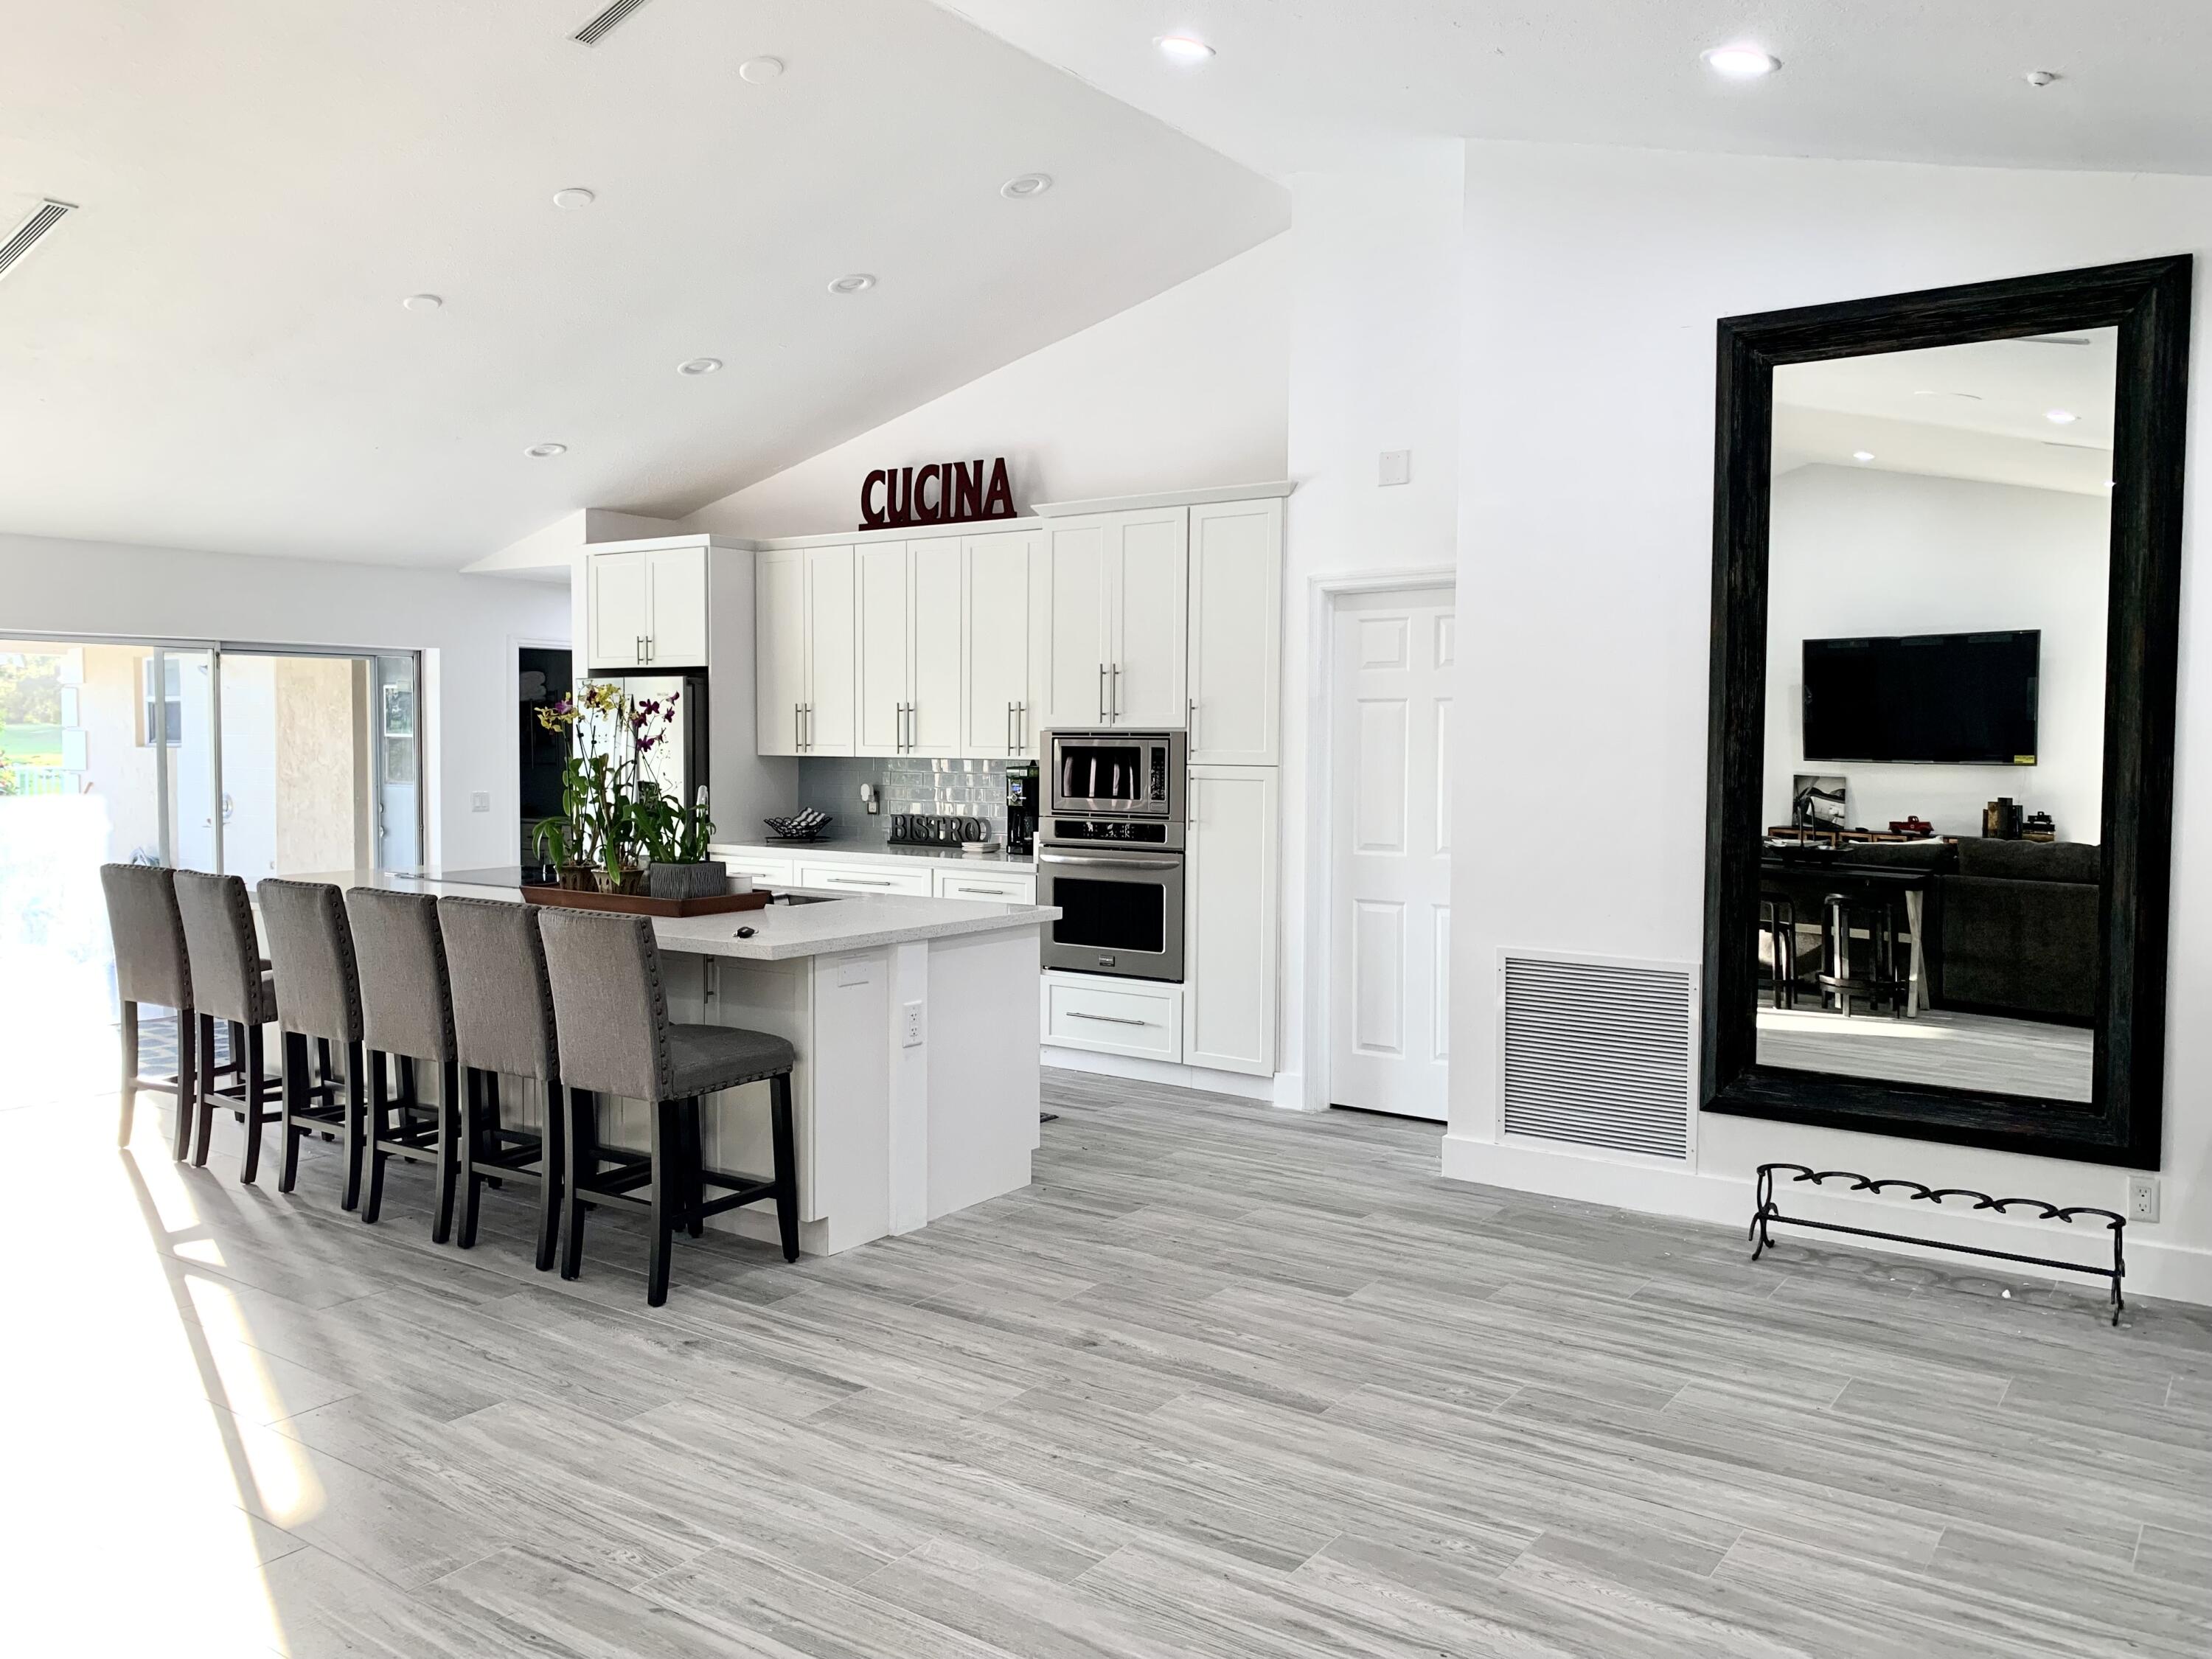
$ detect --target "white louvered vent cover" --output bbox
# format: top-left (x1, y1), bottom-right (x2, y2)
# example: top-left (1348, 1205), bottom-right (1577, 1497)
top-left (572, 0), bottom-right (652, 44)
top-left (1501, 954), bottom-right (1694, 1159)
top-left (0, 200), bottom-right (75, 284)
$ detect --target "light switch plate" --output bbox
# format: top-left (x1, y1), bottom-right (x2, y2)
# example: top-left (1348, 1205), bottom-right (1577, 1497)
top-left (1378, 449), bottom-right (1412, 487)
top-left (470, 791), bottom-right (491, 813)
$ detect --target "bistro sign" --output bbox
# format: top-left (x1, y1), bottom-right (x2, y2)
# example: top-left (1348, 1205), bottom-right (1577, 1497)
top-left (860, 456), bottom-right (1017, 531)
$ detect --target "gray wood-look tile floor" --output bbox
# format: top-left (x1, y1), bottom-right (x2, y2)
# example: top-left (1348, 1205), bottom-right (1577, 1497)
top-left (20, 1066), bottom-right (2212, 1658)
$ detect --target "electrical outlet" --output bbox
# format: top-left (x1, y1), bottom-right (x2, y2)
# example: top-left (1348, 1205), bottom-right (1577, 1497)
top-left (470, 790), bottom-right (491, 813)
top-left (902, 1001), bottom-right (924, 1048)
top-left (1378, 449), bottom-right (1412, 487)
top-left (2127, 1175), bottom-right (2160, 1224)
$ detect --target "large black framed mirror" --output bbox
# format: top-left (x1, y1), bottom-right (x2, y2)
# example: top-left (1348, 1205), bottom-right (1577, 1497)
top-left (1702, 257), bottom-right (2191, 1168)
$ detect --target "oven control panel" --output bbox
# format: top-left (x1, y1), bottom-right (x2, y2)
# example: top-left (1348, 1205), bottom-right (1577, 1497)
top-left (1048, 818), bottom-right (1173, 844)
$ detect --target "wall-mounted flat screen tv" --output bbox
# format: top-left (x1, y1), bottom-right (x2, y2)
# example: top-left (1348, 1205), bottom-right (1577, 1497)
top-left (1802, 630), bottom-right (2040, 765)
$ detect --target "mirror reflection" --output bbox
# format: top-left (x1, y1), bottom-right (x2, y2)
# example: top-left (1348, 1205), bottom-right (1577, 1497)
top-left (1754, 327), bottom-right (2117, 1102)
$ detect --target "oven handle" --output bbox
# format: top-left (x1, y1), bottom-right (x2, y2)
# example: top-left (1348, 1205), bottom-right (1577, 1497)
top-left (1038, 851), bottom-right (1182, 870)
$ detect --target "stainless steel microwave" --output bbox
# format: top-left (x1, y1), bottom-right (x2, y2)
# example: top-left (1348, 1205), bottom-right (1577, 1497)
top-left (1043, 728), bottom-right (1186, 821)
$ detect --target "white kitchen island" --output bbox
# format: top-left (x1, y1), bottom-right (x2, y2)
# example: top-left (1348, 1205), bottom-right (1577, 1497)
top-left (306, 871), bottom-right (1055, 1257)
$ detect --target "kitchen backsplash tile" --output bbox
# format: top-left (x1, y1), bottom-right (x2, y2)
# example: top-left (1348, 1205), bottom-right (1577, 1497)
top-left (796, 757), bottom-right (1009, 839)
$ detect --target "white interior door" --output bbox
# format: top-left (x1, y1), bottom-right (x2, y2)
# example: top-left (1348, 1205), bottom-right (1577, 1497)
top-left (1328, 587), bottom-right (1454, 1120)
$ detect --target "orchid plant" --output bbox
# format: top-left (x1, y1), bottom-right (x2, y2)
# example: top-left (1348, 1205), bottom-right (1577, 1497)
top-left (531, 681), bottom-right (714, 887)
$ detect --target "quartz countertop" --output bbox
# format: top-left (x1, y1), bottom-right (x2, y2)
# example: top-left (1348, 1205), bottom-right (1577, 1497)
top-left (710, 836), bottom-right (1037, 871)
top-left (293, 869), bottom-right (1056, 962)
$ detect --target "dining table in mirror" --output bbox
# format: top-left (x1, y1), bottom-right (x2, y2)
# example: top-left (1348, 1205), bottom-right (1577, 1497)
top-left (1701, 258), bottom-right (2191, 1168)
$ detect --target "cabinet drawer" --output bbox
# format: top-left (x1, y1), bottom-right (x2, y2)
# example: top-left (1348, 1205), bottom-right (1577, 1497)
top-left (933, 869), bottom-right (1036, 903)
top-left (1041, 974), bottom-right (1182, 1061)
top-left (713, 853), bottom-right (796, 887)
top-left (796, 863), bottom-right (933, 897)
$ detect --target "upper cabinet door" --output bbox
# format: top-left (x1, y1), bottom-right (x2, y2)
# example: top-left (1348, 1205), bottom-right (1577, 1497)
top-left (754, 551), bottom-right (807, 755)
top-left (645, 546), bottom-right (709, 667)
top-left (908, 540), bottom-right (964, 757)
top-left (1187, 499), bottom-right (1282, 765)
top-left (1041, 519), bottom-right (1112, 728)
top-left (1107, 509), bottom-right (1189, 728)
top-left (962, 531), bottom-right (1034, 757)
top-left (855, 542), bottom-right (910, 756)
top-left (804, 545), bottom-right (858, 755)
top-left (588, 551), bottom-right (650, 671)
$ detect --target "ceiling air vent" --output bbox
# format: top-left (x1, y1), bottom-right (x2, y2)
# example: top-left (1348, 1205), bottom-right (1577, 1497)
top-left (1500, 951), bottom-right (1695, 1159)
top-left (572, 0), bottom-right (653, 44)
top-left (0, 199), bottom-right (76, 284)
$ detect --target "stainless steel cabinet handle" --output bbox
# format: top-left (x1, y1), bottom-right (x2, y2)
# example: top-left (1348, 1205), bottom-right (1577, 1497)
top-left (647, 635), bottom-right (655, 662)
top-left (794, 703), bottom-right (802, 750)
top-left (1188, 697), bottom-right (1196, 748)
top-left (1097, 663), bottom-right (1106, 721)
top-left (952, 885), bottom-right (1007, 897)
top-left (835, 876), bottom-right (897, 886)
top-left (1067, 1010), bottom-right (1152, 1027)
top-left (1017, 700), bottom-right (1026, 751)
top-left (1039, 851), bottom-right (1183, 870)
top-left (1111, 663), bottom-right (1121, 719)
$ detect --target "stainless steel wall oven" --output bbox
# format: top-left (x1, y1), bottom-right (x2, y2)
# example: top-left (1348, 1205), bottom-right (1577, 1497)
top-left (1036, 730), bottom-right (1188, 981)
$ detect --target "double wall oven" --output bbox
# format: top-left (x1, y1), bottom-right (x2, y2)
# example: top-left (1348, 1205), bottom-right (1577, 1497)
top-left (1036, 729), bottom-right (1186, 982)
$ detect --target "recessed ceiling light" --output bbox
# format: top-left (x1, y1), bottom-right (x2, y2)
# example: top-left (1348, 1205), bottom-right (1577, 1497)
top-left (552, 187), bottom-right (597, 210)
top-left (524, 442), bottom-right (568, 459)
top-left (1852, 451), bottom-right (1875, 463)
top-left (2024, 69), bottom-right (2059, 88)
top-left (827, 272), bottom-right (876, 295)
top-left (2045, 408), bottom-right (2079, 424)
top-left (1155, 35), bottom-right (1214, 63)
top-left (1703, 44), bottom-right (1781, 78)
top-left (401, 293), bottom-right (443, 313)
top-left (1001, 173), bottom-right (1053, 200)
top-left (677, 357), bottom-right (723, 376)
top-left (739, 56), bottom-right (784, 83)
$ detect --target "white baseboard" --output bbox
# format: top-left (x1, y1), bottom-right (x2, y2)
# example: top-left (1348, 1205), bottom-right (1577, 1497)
top-left (1441, 1132), bottom-right (2212, 1309)
top-left (1041, 1045), bottom-right (1294, 1105)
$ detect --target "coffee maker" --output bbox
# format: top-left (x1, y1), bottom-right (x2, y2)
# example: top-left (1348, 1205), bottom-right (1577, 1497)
top-left (1006, 761), bottom-right (1040, 854)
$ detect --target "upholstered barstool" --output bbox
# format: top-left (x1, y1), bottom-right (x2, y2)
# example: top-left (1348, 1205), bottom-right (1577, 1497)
top-left (257, 879), bottom-right (367, 1208)
top-left (100, 863), bottom-right (196, 1155)
top-left (344, 886), bottom-right (460, 1241)
top-left (435, 896), bottom-right (564, 1270)
top-left (538, 909), bottom-right (799, 1306)
top-left (174, 870), bottom-right (281, 1180)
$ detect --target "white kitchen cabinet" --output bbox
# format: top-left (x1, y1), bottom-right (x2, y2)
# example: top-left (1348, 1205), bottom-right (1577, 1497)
top-left (962, 530), bottom-right (1040, 757)
top-left (855, 540), bottom-right (963, 757)
top-left (1037, 509), bottom-right (1188, 728)
top-left (932, 867), bottom-right (1035, 903)
top-left (1183, 764), bottom-right (1279, 1076)
top-left (797, 862), bottom-right (934, 897)
top-left (712, 850), bottom-right (796, 888)
top-left (587, 545), bottom-right (708, 671)
top-left (1040, 972), bottom-right (1183, 1062)
top-left (754, 546), bottom-right (855, 755)
top-left (1186, 498), bottom-right (1283, 765)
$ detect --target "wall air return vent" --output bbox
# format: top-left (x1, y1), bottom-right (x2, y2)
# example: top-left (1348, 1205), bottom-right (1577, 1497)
top-left (0, 199), bottom-right (76, 284)
top-left (572, 0), bottom-right (652, 45)
top-left (1500, 950), bottom-right (1695, 1160)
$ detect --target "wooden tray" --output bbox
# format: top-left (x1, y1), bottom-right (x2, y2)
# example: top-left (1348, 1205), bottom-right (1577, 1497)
top-left (520, 883), bottom-right (771, 919)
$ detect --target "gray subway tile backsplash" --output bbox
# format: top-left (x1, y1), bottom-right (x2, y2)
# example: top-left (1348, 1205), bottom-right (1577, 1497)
top-left (797, 757), bottom-right (1009, 839)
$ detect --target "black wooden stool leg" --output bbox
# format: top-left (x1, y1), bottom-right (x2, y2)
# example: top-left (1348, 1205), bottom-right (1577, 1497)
top-left (192, 1013), bottom-right (218, 1166)
top-left (560, 1088), bottom-right (595, 1280)
top-left (647, 1096), bottom-right (676, 1307)
top-left (362, 1049), bottom-right (390, 1224)
top-left (341, 1041), bottom-right (365, 1211)
top-left (431, 1059), bottom-right (459, 1245)
top-left (534, 1082), bottom-right (565, 1273)
top-left (117, 999), bottom-right (139, 1147)
top-left (172, 1012), bottom-right (198, 1163)
top-left (770, 1071), bottom-right (800, 1263)
top-left (457, 1068), bottom-right (484, 1250)
top-left (278, 1029), bottom-right (307, 1192)
top-left (239, 1023), bottom-right (267, 1185)
top-left (681, 1097), bottom-right (705, 1239)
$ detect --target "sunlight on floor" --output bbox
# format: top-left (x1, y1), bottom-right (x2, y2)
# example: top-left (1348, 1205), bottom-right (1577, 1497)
top-left (0, 1091), bottom-right (296, 1655)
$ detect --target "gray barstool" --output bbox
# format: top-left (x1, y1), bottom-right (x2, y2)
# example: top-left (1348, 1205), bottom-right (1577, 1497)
top-left (174, 870), bottom-right (280, 1180)
top-left (345, 886), bottom-right (460, 1241)
top-left (538, 908), bottom-right (799, 1306)
top-left (257, 879), bottom-right (367, 1208)
top-left (100, 863), bottom-right (197, 1156)
top-left (435, 896), bottom-right (564, 1270)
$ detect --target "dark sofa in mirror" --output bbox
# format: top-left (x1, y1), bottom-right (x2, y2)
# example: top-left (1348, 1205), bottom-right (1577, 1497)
top-left (1702, 257), bottom-right (2189, 1169)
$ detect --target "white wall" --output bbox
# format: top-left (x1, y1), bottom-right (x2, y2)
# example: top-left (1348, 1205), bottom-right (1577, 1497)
top-left (1447, 140), bottom-right (2212, 1301)
top-left (1281, 146), bottom-right (1466, 1108)
top-left (0, 532), bottom-right (569, 871)
top-left (682, 237), bottom-right (1292, 540)
top-left (1764, 464), bottom-right (2109, 839)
